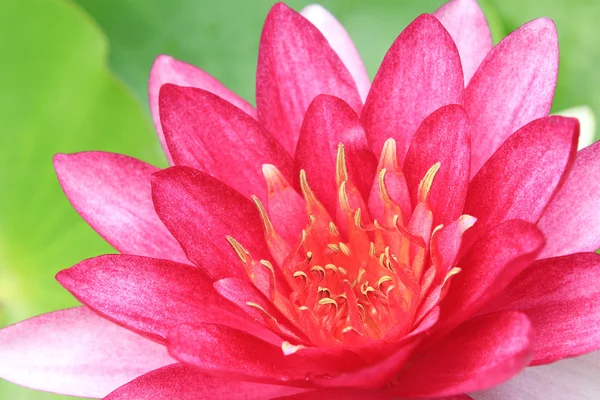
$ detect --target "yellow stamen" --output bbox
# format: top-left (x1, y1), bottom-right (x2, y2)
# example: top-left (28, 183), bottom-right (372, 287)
top-left (252, 195), bottom-right (274, 236)
top-left (226, 236), bottom-right (249, 264)
top-left (418, 162), bottom-right (441, 203)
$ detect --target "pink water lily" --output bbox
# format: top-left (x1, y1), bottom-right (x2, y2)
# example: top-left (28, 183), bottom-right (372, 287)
top-left (1, 1), bottom-right (599, 399)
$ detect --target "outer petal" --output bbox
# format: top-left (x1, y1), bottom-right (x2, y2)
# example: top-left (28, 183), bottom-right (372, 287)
top-left (555, 106), bottom-right (597, 150)
top-left (537, 140), bottom-right (600, 258)
top-left (463, 117), bottom-right (578, 244)
top-left (300, 5), bottom-right (370, 102)
top-left (392, 312), bottom-right (532, 397)
top-left (56, 255), bottom-right (247, 343)
top-left (105, 363), bottom-right (305, 400)
top-left (361, 14), bottom-right (464, 163)
top-left (0, 307), bottom-right (173, 398)
top-left (53, 152), bottom-right (188, 263)
top-left (483, 253), bottom-right (600, 365)
top-left (440, 220), bottom-right (545, 327)
top-left (159, 84), bottom-right (293, 201)
top-left (466, 18), bottom-right (559, 175)
top-left (403, 104), bottom-right (470, 225)
top-left (434, 0), bottom-right (492, 84)
top-left (152, 166), bottom-right (269, 280)
top-left (294, 95), bottom-right (377, 215)
top-left (472, 351), bottom-right (600, 400)
top-left (149, 55), bottom-right (256, 164)
top-left (274, 388), bottom-right (390, 399)
top-left (256, 3), bottom-right (362, 155)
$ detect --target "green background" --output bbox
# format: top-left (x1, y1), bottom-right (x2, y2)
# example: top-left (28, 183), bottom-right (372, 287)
top-left (0, 0), bottom-right (598, 398)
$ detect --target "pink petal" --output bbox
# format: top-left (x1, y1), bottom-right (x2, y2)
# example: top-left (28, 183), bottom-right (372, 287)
top-left (167, 324), bottom-right (358, 383)
top-left (300, 5), bottom-right (370, 102)
top-left (274, 388), bottom-right (390, 400)
top-left (151, 166), bottom-right (269, 280)
top-left (537, 140), bottom-right (600, 258)
top-left (105, 363), bottom-right (306, 400)
top-left (361, 14), bottom-right (464, 163)
top-left (294, 95), bottom-right (377, 215)
top-left (392, 312), bottom-right (532, 397)
top-left (466, 18), bottom-right (559, 175)
top-left (56, 255), bottom-right (246, 343)
top-left (0, 307), bottom-right (173, 398)
top-left (434, 0), bottom-right (492, 84)
top-left (403, 104), bottom-right (470, 225)
top-left (159, 84), bottom-right (293, 201)
top-left (53, 152), bottom-right (188, 264)
top-left (440, 220), bottom-right (545, 328)
top-left (463, 116), bottom-right (578, 245)
top-left (256, 3), bottom-right (362, 155)
top-left (149, 55), bottom-right (256, 164)
top-left (483, 253), bottom-right (600, 365)
top-left (472, 351), bottom-right (600, 400)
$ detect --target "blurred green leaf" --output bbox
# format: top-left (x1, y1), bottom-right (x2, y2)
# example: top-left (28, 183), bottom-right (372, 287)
top-left (0, 0), bottom-right (163, 397)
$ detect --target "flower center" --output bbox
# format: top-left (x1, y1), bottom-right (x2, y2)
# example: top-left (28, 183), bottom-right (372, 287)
top-left (227, 139), bottom-right (474, 348)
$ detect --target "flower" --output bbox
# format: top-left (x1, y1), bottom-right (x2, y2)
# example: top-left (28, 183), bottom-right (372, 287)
top-left (1, 0), bottom-right (599, 399)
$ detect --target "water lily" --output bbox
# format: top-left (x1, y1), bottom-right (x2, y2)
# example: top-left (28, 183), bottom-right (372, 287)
top-left (1, 0), bottom-right (599, 399)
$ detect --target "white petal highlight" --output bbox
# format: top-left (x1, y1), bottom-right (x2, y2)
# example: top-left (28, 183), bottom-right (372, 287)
top-left (554, 106), bottom-right (597, 150)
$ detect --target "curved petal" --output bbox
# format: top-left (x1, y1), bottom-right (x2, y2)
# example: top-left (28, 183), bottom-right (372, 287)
top-left (403, 104), bottom-right (470, 226)
top-left (274, 388), bottom-right (390, 400)
top-left (159, 84), bottom-right (292, 202)
top-left (56, 255), bottom-right (245, 343)
top-left (0, 307), bottom-right (173, 398)
top-left (361, 13), bottom-right (464, 163)
top-left (463, 116), bottom-right (578, 244)
top-left (300, 5), bottom-right (370, 102)
top-left (440, 220), bottom-right (545, 328)
top-left (294, 95), bottom-right (377, 215)
top-left (537, 140), bottom-right (600, 258)
top-left (149, 55), bottom-right (256, 163)
top-left (434, 0), bottom-right (492, 84)
top-left (167, 324), bottom-right (360, 383)
top-left (482, 253), bottom-right (600, 365)
top-left (257, 3), bottom-right (362, 155)
top-left (53, 152), bottom-right (188, 263)
top-left (472, 351), bottom-right (600, 400)
top-left (392, 312), bottom-right (532, 397)
top-left (105, 363), bottom-right (306, 400)
top-left (152, 166), bottom-right (269, 280)
top-left (466, 18), bottom-right (559, 175)
top-left (554, 106), bottom-right (596, 150)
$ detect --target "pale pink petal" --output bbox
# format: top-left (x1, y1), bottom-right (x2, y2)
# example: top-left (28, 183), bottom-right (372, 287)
top-left (434, 0), bottom-right (492, 84)
top-left (538, 140), bottom-right (600, 258)
top-left (362, 14), bottom-right (464, 163)
top-left (0, 307), bottom-right (174, 398)
top-left (300, 4), bottom-right (370, 102)
top-left (257, 3), bottom-right (362, 155)
top-left (53, 152), bottom-right (188, 264)
top-left (105, 363), bottom-right (306, 400)
top-left (149, 55), bottom-right (256, 164)
top-left (466, 18), bottom-right (559, 175)
top-left (472, 352), bottom-right (600, 400)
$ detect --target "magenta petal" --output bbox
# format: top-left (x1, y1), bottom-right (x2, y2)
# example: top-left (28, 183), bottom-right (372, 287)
top-left (392, 312), bottom-right (532, 397)
top-left (483, 253), bottom-right (600, 365)
top-left (274, 388), bottom-right (390, 400)
top-left (464, 116), bottom-right (578, 244)
top-left (434, 0), bottom-right (492, 84)
top-left (53, 152), bottom-right (188, 264)
top-left (152, 166), bottom-right (269, 280)
top-left (149, 55), bottom-right (256, 163)
top-left (404, 105), bottom-right (470, 225)
top-left (0, 307), bottom-right (173, 398)
top-left (441, 220), bottom-right (545, 327)
top-left (56, 255), bottom-right (244, 343)
top-left (167, 323), bottom-right (354, 383)
top-left (105, 363), bottom-right (306, 400)
top-left (256, 3), bottom-right (362, 155)
top-left (538, 140), bottom-right (600, 258)
top-left (361, 14), bottom-right (464, 163)
top-left (159, 84), bottom-right (293, 201)
top-left (295, 95), bottom-right (377, 215)
top-left (300, 5), bottom-right (370, 102)
top-left (466, 18), bottom-right (559, 175)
